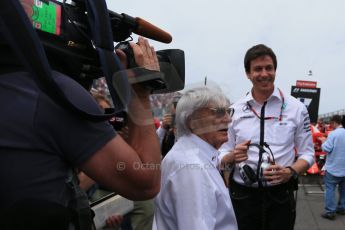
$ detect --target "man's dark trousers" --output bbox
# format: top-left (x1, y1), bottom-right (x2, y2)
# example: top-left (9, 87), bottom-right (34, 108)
top-left (230, 180), bottom-right (296, 230)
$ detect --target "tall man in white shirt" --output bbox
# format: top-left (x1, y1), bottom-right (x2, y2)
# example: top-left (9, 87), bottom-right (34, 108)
top-left (220, 44), bottom-right (314, 230)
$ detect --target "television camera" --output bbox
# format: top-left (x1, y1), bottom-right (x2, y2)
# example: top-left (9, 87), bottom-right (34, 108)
top-left (10, 0), bottom-right (185, 129)
top-left (19, 0), bottom-right (185, 93)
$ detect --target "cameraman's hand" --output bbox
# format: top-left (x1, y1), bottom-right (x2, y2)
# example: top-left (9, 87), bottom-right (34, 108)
top-left (116, 37), bottom-right (159, 100)
top-left (130, 37), bottom-right (160, 71)
top-left (115, 36), bottom-right (159, 72)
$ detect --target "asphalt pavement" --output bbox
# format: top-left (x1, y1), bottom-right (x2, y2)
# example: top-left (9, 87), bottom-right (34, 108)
top-left (295, 175), bottom-right (345, 230)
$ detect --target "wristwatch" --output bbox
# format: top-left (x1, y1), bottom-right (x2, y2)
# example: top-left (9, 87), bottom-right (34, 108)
top-left (286, 166), bottom-right (298, 180)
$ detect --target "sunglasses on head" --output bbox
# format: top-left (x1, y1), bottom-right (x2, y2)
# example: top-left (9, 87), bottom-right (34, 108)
top-left (208, 107), bottom-right (235, 118)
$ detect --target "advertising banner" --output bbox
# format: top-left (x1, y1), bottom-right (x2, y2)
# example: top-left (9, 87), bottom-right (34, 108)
top-left (291, 86), bottom-right (321, 123)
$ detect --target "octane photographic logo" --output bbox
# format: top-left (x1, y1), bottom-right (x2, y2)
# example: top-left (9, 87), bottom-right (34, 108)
top-left (115, 162), bottom-right (216, 171)
top-left (116, 162), bottom-right (162, 171)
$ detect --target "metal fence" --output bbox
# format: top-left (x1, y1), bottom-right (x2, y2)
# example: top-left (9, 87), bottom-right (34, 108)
top-left (318, 109), bottom-right (345, 122)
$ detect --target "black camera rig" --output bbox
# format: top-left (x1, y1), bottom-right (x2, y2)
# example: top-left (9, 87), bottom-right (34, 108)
top-left (0, 0), bottom-right (185, 122)
top-left (20, 0), bottom-right (185, 92)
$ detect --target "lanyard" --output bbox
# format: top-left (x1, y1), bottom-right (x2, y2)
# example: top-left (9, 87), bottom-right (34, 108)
top-left (245, 89), bottom-right (284, 188)
top-left (246, 88), bottom-right (285, 121)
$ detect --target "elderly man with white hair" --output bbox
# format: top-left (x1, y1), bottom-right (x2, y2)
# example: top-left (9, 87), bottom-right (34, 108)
top-left (153, 86), bottom-right (249, 230)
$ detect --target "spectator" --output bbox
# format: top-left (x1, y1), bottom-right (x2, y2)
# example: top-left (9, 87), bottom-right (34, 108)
top-left (154, 86), bottom-right (248, 229)
top-left (156, 95), bottom-right (181, 158)
top-left (318, 115), bottom-right (345, 220)
top-left (316, 118), bottom-right (326, 133)
top-left (325, 122), bottom-right (335, 137)
top-left (219, 44), bottom-right (314, 230)
top-left (311, 122), bottom-right (323, 152)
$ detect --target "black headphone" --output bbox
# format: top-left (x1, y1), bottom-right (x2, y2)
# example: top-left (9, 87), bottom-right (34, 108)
top-left (238, 143), bottom-right (275, 186)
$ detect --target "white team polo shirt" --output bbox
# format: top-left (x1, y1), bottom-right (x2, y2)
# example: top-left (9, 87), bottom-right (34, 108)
top-left (219, 87), bottom-right (314, 186)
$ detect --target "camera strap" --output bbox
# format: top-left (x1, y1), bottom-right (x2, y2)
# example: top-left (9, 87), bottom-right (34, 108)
top-left (83, 0), bottom-right (131, 111)
top-left (65, 169), bottom-right (95, 230)
top-left (0, 0), bottom-right (129, 122)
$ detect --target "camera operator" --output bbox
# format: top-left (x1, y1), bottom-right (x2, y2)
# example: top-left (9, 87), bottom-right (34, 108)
top-left (0, 36), bottom-right (161, 229)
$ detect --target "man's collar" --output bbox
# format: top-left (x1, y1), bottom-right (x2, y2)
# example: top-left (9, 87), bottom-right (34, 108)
top-left (245, 87), bottom-right (283, 103)
top-left (335, 124), bottom-right (343, 129)
top-left (189, 134), bottom-right (220, 167)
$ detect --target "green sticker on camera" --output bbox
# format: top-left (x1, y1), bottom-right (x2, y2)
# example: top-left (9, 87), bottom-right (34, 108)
top-left (21, 0), bottom-right (61, 35)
